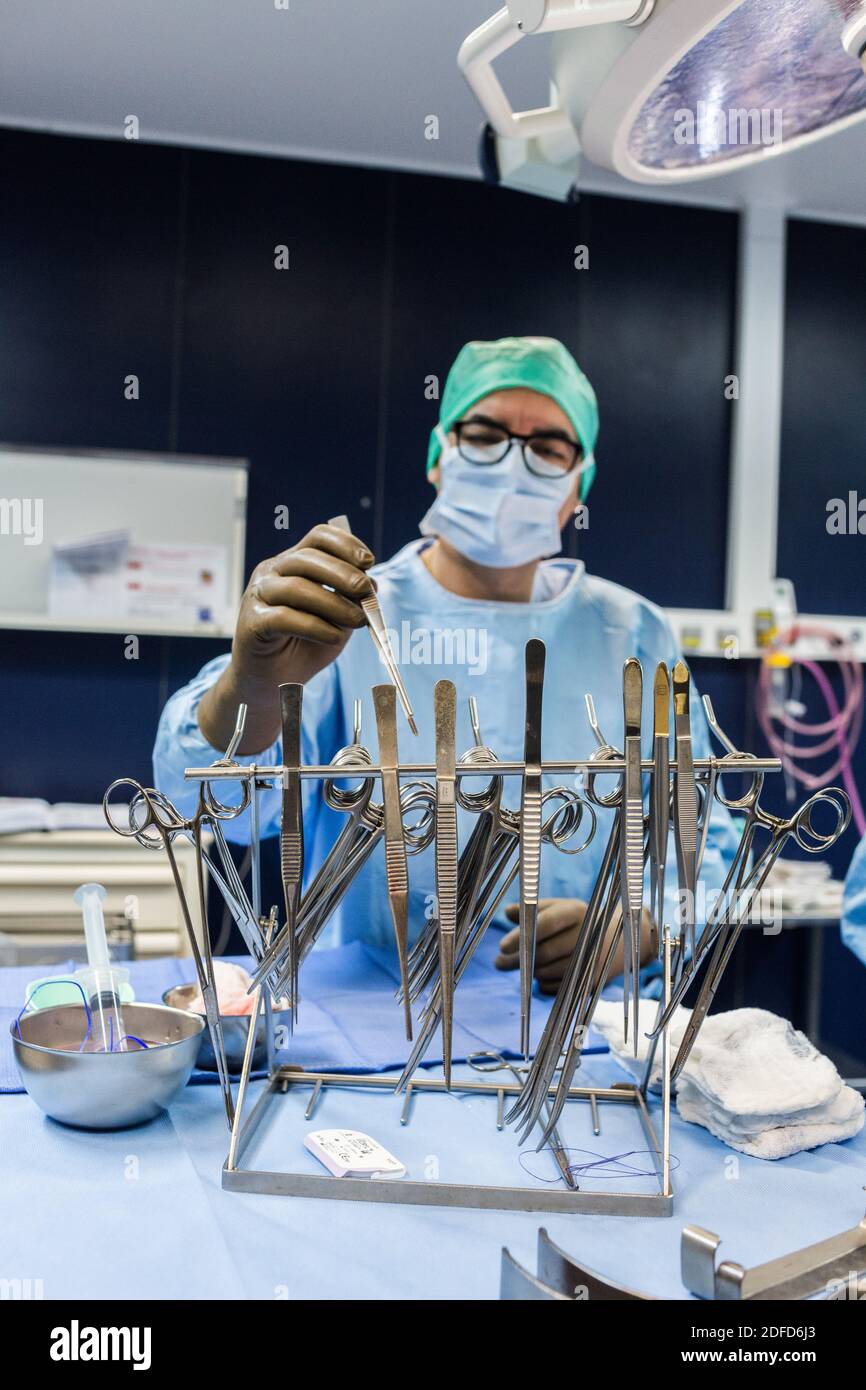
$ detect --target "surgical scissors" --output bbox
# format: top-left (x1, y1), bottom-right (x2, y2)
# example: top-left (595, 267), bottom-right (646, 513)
top-left (401, 687), bottom-right (594, 1029)
top-left (665, 783), bottom-right (849, 1080)
top-left (645, 712), bottom-right (850, 1065)
top-left (103, 771), bottom-right (250, 1125)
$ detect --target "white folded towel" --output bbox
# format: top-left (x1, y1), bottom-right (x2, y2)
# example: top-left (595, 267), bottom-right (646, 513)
top-left (677, 1074), bottom-right (864, 1160)
top-left (591, 1000), bottom-right (864, 1160)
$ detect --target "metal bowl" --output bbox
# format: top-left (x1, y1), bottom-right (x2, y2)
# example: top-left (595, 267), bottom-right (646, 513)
top-left (162, 983), bottom-right (284, 1073)
top-left (11, 1002), bottom-right (204, 1130)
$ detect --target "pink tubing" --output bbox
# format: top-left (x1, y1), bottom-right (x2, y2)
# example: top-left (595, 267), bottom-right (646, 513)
top-left (757, 623), bottom-right (866, 836)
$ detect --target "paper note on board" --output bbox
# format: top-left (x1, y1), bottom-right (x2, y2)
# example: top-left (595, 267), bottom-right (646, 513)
top-left (123, 542), bottom-right (228, 626)
top-left (48, 532), bottom-right (228, 627)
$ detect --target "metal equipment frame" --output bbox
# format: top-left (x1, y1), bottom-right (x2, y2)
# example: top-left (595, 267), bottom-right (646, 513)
top-left (101, 627), bottom-right (852, 1227)
top-left (203, 765), bottom-right (678, 1216)
top-left (222, 1067), bottom-right (672, 1215)
top-left (178, 728), bottom-right (803, 1217)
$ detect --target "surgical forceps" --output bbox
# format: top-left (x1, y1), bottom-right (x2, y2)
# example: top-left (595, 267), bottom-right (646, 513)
top-left (648, 662), bottom-right (670, 954)
top-left (508, 701), bottom-right (625, 1147)
top-left (620, 658), bottom-right (644, 1051)
top-left (401, 690), bottom-right (592, 1025)
top-left (329, 515), bottom-right (418, 736)
top-left (103, 772), bottom-right (250, 1125)
top-left (373, 683), bottom-right (413, 1039)
top-left (434, 678), bottom-right (460, 1087)
top-left (403, 697), bottom-right (516, 1003)
top-left (520, 638), bottom-right (545, 1059)
top-left (588, 683), bottom-right (647, 1049)
top-left (671, 660), bottom-right (698, 961)
top-left (279, 682), bottom-right (304, 1027)
top-left (468, 1051), bottom-right (576, 1190)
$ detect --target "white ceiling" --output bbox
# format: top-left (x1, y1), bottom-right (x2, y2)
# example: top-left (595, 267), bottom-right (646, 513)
top-left (2, 0), bottom-right (866, 225)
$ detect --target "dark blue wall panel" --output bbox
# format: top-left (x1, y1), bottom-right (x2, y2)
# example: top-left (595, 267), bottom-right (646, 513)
top-left (175, 151), bottom-right (391, 566)
top-left (0, 130), bottom-right (180, 452)
top-left (778, 217), bottom-right (866, 616)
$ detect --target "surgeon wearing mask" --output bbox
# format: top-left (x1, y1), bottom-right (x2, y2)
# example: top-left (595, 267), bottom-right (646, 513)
top-left (154, 336), bottom-right (738, 995)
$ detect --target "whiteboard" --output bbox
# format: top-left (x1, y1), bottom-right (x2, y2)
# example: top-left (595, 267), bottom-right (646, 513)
top-left (0, 446), bottom-right (247, 637)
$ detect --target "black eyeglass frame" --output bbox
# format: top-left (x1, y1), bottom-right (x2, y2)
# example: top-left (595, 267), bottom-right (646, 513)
top-left (452, 417), bottom-right (584, 478)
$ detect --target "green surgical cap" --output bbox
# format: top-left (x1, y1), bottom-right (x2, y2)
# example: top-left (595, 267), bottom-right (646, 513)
top-left (427, 336), bottom-right (599, 500)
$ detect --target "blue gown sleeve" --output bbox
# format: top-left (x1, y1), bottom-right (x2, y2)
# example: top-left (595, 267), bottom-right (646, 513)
top-left (152, 655), bottom-right (344, 845)
top-left (841, 833), bottom-right (866, 968)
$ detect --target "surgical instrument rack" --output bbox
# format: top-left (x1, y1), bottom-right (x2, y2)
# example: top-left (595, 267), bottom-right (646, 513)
top-left (107, 646), bottom-right (852, 1219)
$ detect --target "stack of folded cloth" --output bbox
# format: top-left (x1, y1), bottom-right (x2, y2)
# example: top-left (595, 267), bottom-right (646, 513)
top-left (591, 1001), bottom-right (864, 1160)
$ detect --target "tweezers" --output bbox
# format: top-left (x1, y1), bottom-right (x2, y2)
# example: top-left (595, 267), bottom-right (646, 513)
top-left (373, 683), bottom-right (413, 1040)
top-left (329, 514), bottom-right (417, 735)
top-left (434, 679), bottom-right (459, 1087)
top-left (278, 682), bottom-right (304, 1027)
top-left (519, 638), bottom-right (545, 1059)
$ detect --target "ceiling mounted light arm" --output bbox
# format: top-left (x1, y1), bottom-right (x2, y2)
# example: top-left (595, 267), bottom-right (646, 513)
top-left (458, 0), bottom-right (655, 142)
top-left (462, 0), bottom-right (866, 196)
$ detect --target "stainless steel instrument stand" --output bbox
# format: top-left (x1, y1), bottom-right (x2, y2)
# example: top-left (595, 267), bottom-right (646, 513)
top-left (222, 1066), bottom-right (674, 1216)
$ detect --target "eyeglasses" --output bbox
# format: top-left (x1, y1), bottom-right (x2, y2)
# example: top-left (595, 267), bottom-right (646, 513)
top-left (453, 418), bottom-right (583, 479)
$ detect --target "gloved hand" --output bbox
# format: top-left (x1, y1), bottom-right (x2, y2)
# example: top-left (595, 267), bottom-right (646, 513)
top-left (199, 522), bottom-right (376, 753)
top-left (233, 522), bottom-right (376, 686)
top-left (494, 899), bottom-right (652, 994)
top-left (494, 899), bottom-right (588, 994)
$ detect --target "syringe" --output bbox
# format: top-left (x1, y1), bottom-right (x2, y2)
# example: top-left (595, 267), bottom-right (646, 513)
top-left (74, 883), bottom-right (127, 1052)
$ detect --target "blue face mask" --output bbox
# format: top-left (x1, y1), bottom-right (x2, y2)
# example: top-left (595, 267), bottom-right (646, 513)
top-left (419, 440), bottom-right (592, 569)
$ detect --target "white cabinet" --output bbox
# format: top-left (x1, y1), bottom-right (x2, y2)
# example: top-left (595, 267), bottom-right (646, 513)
top-left (0, 830), bottom-right (205, 958)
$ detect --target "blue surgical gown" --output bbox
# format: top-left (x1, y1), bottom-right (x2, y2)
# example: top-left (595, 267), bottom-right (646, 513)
top-left (153, 539), bottom-right (739, 987)
top-left (842, 833), bottom-right (866, 968)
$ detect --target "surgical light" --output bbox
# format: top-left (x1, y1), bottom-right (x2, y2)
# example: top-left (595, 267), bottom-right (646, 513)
top-left (459, 0), bottom-right (866, 197)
